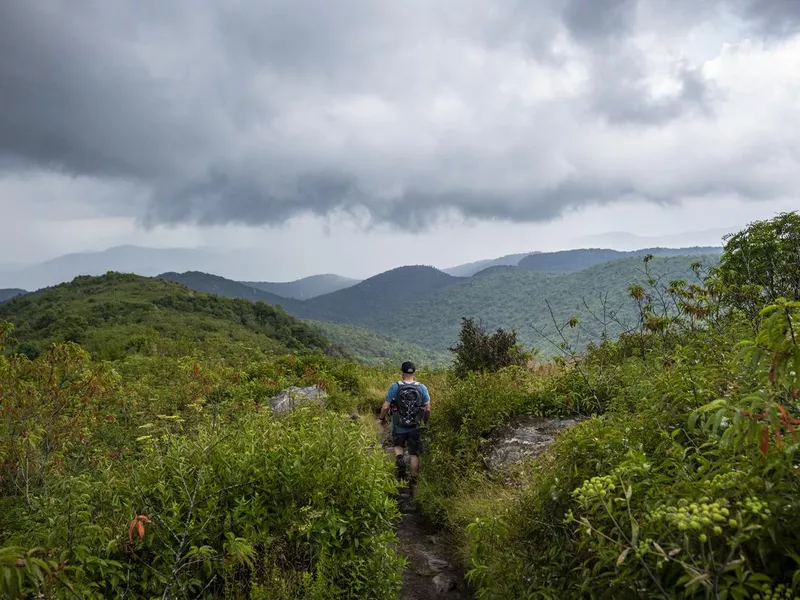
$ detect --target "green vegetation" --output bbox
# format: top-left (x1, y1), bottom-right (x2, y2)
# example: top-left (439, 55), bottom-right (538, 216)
top-left (352, 254), bottom-right (720, 353)
top-left (0, 272), bottom-right (334, 362)
top-left (413, 212), bottom-right (800, 598)
top-left (2, 214), bottom-right (797, 598)
top-left (308, 319), bottom-right (451, 367)
top-left (167, 253), bottom-right (720, 356)
top-left (159, 271), bottom-right (298, 310)
top-left (0, 277), bottom-right (406, 598)
top-left (299, 265), bottom-right (461, 323)
top-left (448, 316), bottom-right (529, 378)
top-left (714, 211), bottom-right (800, 322)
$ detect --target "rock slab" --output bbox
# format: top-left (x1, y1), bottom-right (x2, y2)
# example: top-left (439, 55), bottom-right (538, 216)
top-left (483, 416), bottom-right (579, 472)
top-left (268, 385), bottom-right (327, 415)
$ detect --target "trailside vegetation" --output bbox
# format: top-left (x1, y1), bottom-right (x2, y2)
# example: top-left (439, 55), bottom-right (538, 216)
top-left (305, 319), bottom-right (451, 368)
top-left (415, 212), bottom-right (800, 599)
top-left (0, 276), bottom-right (405, 599)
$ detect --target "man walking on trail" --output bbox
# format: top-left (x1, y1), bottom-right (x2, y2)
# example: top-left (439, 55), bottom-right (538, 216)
top-left (379, 361), bottom-right (431, 485)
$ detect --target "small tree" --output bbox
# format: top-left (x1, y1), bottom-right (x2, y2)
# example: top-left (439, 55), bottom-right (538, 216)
top-left (711, 211), bottom-right (800, 323)
top-left (448, 317), bottom-right (528, 378)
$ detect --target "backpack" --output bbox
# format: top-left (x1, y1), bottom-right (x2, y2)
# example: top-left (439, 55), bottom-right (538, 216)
top-left (392, 381), bottom-right (425, 428)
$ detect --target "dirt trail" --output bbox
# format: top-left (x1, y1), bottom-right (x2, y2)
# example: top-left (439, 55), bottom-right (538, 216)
top-left (382, 433), bottom-right (472, 599)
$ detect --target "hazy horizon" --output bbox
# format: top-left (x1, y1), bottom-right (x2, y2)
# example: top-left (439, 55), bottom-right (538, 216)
top-left (0, 219), bottom-right (734, 291)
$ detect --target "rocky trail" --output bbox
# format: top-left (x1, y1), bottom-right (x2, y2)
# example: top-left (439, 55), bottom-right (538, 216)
top-left (378, 413), bottom-right (579, 598)
top-left (393, 486), bottom-right (472, 599)
top-left (381, 432), bottom-right (473, 599)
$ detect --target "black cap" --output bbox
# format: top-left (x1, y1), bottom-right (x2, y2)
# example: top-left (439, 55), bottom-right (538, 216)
top-left (401, 361), bottom-right (416, 374)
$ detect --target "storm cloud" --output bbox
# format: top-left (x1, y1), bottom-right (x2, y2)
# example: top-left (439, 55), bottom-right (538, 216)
top-left (1, 0), bottom-right (799, 229)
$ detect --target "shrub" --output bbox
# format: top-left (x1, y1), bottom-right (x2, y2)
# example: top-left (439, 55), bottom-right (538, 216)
top-left (0, 328), bottom-right (405, 599)
top-left (712, 211), bottom-right (800, 322)
top-left (448, 317), bottom-right (529, 378)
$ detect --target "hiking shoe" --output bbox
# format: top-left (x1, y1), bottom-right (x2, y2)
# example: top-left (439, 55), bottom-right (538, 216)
top-left (395, 455), bottom-right (407, 480)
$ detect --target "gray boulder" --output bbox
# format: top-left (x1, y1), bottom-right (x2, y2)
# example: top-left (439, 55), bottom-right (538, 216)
top-left (432, 573), bottom-right (457, 595)
top-left (269, 385), bottom-right (327, 415)
top-left (483, 416), bottom-right (579, 472)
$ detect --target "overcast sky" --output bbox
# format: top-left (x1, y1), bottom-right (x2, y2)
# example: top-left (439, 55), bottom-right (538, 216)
top-left (1, 0), bottom-right (799, 280)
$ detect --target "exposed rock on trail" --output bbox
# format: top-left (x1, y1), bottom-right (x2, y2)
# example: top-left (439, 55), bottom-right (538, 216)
top-left (482, 415), bottom-right (579, 473)
top-left (382, 429), bottom-right (472, 599)
top-left (393, 485), bottom-right (472, 599)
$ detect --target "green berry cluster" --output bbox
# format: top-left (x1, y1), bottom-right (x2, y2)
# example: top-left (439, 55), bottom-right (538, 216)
top-left (572, 475), bottom-right (616, 503)
top-left (650, 499), bottom-right (732, 540)
top-left (752, 582), bottom-right (797, 600)
top-left (740, 496), bottom-right (771, 519)
top-left (634, 537), bottom-right (652, 559)
top-left (705, 470), bottom-right (744, 490)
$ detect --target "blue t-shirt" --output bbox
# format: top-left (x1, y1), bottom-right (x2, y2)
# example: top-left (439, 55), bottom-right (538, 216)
top-left (386, 381), bottom-right (430, 433)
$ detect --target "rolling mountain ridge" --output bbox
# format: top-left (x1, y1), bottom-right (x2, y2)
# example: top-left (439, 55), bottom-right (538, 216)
top-left (3, 245), bottom-right (725, 361)
top-left (0, 289), bottom-right (27, 302)
top-left (442, 252), bottom-right (538, 277)
top-left (518, 246), bottom-right (722, 273)
top-left (162, 249), bottom-right (721, 356)
top-left (242, 274), bottom-right (361, 299)
top-left (157, 271), bottom-right (297, 309)
top-left (296, 265), bottom-right (463, 323)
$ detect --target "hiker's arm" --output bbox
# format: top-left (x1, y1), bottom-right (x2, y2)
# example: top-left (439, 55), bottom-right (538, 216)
top-left (379, 384), bottom-right (396, 423)
top-left (422, 385), bottom-right (431, 423)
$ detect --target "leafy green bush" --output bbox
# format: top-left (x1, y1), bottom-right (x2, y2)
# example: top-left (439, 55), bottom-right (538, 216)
top-left (712, 211), bottom-right (800, 322)
top-left (448, 317), bottom-right (530, 378)
top-left (0, 322), bottom-right (404, 599)
top-left (457, 302), bottom-right (800, 599)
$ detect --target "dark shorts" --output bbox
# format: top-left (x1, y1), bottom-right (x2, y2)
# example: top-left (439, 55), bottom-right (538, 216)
top-left (392, 428), bottom-right (423, 456)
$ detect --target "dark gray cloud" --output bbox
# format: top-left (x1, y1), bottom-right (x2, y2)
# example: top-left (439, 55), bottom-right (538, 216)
top-left (589, 55), bottom-right (716, 125)
top-left (563, 0), bottom-right (638, 43)
top-left (735, 0), bottom-right (800, 37)
top-left (0, 0), bottom-right (798, 230)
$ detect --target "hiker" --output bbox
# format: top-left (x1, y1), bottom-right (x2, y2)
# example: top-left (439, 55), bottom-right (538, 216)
top-left (379, 361), bottom-right (431, 484)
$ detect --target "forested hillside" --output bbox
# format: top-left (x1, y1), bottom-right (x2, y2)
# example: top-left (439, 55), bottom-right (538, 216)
top-left (298, 265), bottom-right (462, 323)
top-left (308, 319), bottom-right (451, 367)
top-left (165, 252), bottom-right (720, 356)
top-left (0, 272), bottom-right (332, 361)
top-left (158, 271), bottom-right (298, 310)
top-left (331, 254), bottom-right (721, 353)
